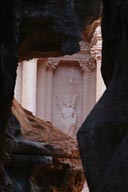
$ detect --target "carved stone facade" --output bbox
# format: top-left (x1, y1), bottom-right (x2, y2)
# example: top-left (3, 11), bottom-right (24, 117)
top-left (90, 25), bottom-right (106, 101)
top-left (14, 25), bottom-right (104, 192)
top-left (15, 25), bottom-right (104, 140)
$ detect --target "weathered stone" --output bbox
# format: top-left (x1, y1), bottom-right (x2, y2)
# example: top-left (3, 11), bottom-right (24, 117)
top-left (0, 0), bottom-right (101, 132)
top-left (19, 0), bottom-right (101, 60)
top-left (77, 1), bottom-right (128, 192)
top-left (0, 0), bottom-right (102, 191)
top-left (4, 99), bottom-right (85, 191)
top-left (11, 99), bottom-right (80, 158)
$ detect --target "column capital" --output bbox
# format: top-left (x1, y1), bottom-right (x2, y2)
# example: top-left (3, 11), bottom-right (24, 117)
top-left (37, 58), bottom-right (48, 70)
top-left (47, 59), bottom-right (59, 70)
top-left (79, 58), bottom-right (96, 74)
top-left (79, 41), bottom-right (90, 53)
top-left (23, 58), bottom-right (38, 65)
top-left (90, 25), bottom-right (102, 62)
top-left (90, 47), bottom-right (102, 61)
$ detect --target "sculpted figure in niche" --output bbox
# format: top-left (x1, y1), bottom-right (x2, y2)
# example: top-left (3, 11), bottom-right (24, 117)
top-left (57, 94), bottom-right (77, 136)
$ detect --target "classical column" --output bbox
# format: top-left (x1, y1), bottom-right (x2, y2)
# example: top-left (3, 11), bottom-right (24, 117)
top-left (45, 64), bottom-right (54, 122)
top-left (96, 58), bottom-right (106, 101)
top-left (91, 25), bottom-right (106, 102)
top-left (14, 62), bottom-right (22, 103)
top-left (22, 59), bottom-right (37, 115)
top-left (36, 59), bottom-right (47, 119)
top-left (80, 59), bottom-right (96, 121)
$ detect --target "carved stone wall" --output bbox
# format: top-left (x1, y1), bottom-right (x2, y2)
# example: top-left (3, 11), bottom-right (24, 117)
top-left (14, 37), bottom-right (104, 192)
top-left (15, 41), bottom-right (97, 139)
top-left (52, 61), bottom-right (83, 136)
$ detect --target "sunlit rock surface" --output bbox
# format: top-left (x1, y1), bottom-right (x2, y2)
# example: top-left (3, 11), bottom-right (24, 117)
top-left (4, 99), bottom-right (85, 191)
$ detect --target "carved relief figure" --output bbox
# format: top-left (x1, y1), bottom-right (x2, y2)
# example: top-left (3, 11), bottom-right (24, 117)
top-left (57, 94), bottom-right (77, 136)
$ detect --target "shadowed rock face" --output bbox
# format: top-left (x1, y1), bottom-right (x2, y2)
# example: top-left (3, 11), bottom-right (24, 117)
top-left (0, 0), bottom-right (101, 131)
top-left (0, 0), bottom-right (101, 191)
top-left (19, 0), bottom-right (101, 60)
top-left (77, 1), bottom-right (128, 192)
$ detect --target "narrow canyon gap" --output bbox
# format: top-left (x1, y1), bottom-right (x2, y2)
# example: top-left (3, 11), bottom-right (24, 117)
top-left (0, 1), bottom-right (101, 191)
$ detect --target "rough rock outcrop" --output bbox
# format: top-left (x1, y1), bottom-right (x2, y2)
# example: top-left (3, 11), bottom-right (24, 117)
top-left (0, 0), bottom-right (102, 131)
top-left (19, 0), bottom-right (101, 60)
top-left (3, 99), bottom-right (84, 191)
top-left (77, 1), bottom-right (128, 192)
top-left (0, 0), bottom-right (102, 191)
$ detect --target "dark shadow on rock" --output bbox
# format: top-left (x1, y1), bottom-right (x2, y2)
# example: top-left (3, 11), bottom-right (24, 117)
top-left (77, 1), bottom-right (128, 192)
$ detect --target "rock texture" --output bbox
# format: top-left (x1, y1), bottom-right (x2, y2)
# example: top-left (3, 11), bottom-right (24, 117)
top-left (0, 0), bottom-right (102, 191)
top-left (19, 0), bottom-right (101, 60)
top-left (0, 0), bottom-right (101, 132)
top-left (3, 99), bottom-right (84, 191)
top-left (77, 1), bottom-right (128, 192)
